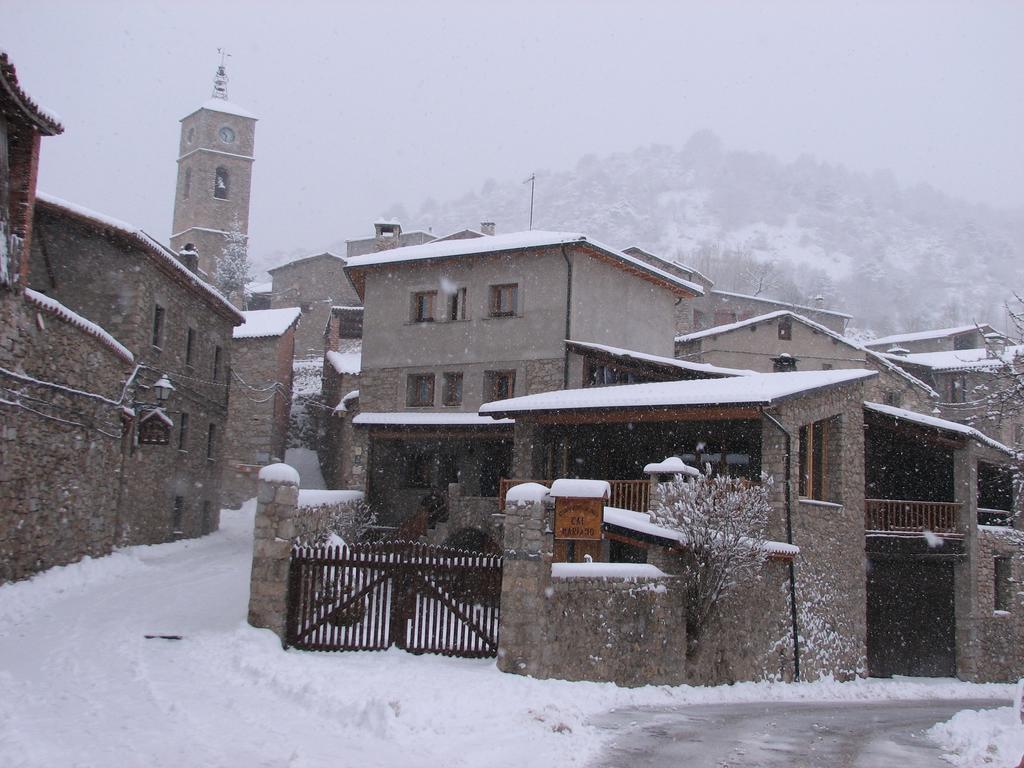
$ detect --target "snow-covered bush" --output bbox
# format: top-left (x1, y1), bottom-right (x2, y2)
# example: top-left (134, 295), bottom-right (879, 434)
top-left (649, 470), bottom-right (771, 657)
top-left (297, 499), bottom-right (377, 548)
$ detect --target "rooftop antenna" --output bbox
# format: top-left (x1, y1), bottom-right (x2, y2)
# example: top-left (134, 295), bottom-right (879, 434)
top-left (523, 173), bottom-right (536, 230)
top-left (212, 48), bottom-right (231, 100)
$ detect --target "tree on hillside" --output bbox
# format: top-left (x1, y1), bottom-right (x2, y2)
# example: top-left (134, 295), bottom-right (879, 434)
top-left (215, 216), bottom-right (250, 306)
top-left (649, 470), bottom-right (773, 658)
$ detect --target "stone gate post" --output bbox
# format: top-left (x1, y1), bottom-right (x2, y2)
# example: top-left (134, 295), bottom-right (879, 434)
top-left (247, 463), bottom-right (300, 644)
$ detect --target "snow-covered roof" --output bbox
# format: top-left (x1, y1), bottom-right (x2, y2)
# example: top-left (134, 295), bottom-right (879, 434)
top-left (603, 505), bottom-right (799, 558)
top-left (866, 325), bottom-right (994, 348)
top-left (622, 246), bottom-right (713, 287)
top-left (675, 310), bottom-right (939, 398)
top-left (568, 340), bottom-right (755, 377)
top-left (139, 408), bottom-right (173, 427)
top-left (35, 193), bottom-right (243, 323)
top-left (233, 307), bottom-right (301, 340)
top-left (878, 345), bottom-right (1023, 373)
top-left (246, 281), bottom-right (272, 295)
top-left (710, 289), bottom-right (853, 320)
top-left (480, 369), bottom-right (876, 418)
top-left (267, 251), bottom-right (345, 274)
top-left (0, 51), bottom-right (63, 134)
top-left (863, 402), bottom-right (1014, 455)
top-left (332, 389), bottom-right (360, 414)
top-left (353, 412), bottom-right (514, 427)
top-left (325, 347), bottom-right (361, 375)
top-left (23, 288), bottom-right (133, 363)
top-left (551, 562), bottom-right (670, 579)
top-left (344, 230), bottom-right (705, 298)
top-left (190, 97), bottom-right (257, 120)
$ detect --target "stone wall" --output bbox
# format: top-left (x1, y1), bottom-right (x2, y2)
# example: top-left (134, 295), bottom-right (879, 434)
top-left (247, 469), bottom-right (299, 642)
top-left (0, 291), bottom-right (130, 583)
top-left (497, 497), bottom-right (688, 687)
top-left (966, 528), bottom-right (1024, 682)
top-left (447, 484), bottom-right (502, 543)
top-left (28, 203), bottom-right (239, 544)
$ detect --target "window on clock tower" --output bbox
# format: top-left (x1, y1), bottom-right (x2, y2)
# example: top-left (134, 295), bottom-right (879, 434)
top-left (214, 167), bottom-right (230, 200)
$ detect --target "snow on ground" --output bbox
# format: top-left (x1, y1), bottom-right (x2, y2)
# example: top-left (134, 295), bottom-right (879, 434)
top-left (0, 504), bottom-right (1016, 767)
top-left (930, 706), bottom-right (1024, 766)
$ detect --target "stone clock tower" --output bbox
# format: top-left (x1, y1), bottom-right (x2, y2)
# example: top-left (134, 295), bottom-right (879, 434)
top-left (170, 60), bottom-right (256, 281)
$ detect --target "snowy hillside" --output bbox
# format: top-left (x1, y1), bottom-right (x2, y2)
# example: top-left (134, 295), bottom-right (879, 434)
top-left (327, 133), bottom-right (1021, 337)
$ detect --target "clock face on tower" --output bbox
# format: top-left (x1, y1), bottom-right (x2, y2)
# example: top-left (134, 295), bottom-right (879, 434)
top-left (218, 126), bottom-right (236, 144)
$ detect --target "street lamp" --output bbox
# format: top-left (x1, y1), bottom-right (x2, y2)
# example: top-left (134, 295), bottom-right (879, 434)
top-left (152, 374), bottom-right (174, 403)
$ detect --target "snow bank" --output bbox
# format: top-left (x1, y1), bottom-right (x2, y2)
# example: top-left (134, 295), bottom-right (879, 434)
top-left (258, 463), bottom-right (299, 485)
top-left (644, 456), bottom-right (700, 476)
top-left (929, 705), bottom-right (1024, 766)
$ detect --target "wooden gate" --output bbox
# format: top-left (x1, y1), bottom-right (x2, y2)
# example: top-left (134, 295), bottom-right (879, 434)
top-left (285, 541), bottom-right (502, 658)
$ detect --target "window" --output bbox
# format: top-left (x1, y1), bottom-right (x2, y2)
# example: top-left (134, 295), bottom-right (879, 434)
top-left (183, 167), bottom-right (191, 199)
top-left (185, 327), bottom-right (196, 367)
top-left (448, 287), bottom-right (467, 321)
top-left (821, 363), bottom-right (834, 371)
top-left (693, 310), bottom-right (707, 330)
top-left (949, 375), bottom-right (967, 404)
top-left (1015, 424), bottom-right (1024, 445)
top-left (214, 167), bottom-right (230, 200)
top-left (206, 423), bottom-right (216, 460)
top-left (778, 317), bottom-right (792, 340)
top-left (212, 345), bottom-right (222, 381)
top-left (773, 354), bottom-right (798, 372)
top-left (799, 419), bottom-right (831, 501)
top-left (485, 370), bottom-right (516, 402)
top-left (172, 496), bottom-right (185, 534)
top-left (442, 372), bottom-right (463, 406)
top-left (995, 557), bottom-right (1013, 612)
top-left (953, 333), bottom-right (973, 351)
top-left (178, 412), bottom-right (190, 451)
top-left (586, 361), bottom-right (638, 388)
top-left (412, 291), bottom-right (436, 323)
top-left (883, 390), bottom-right (902, 407)
top-left (151, 304), bottom-right (165, 348)
top-left (489, 284), bottom-right (518, 317)
top-left (407, 374), bottom-right (435, 407)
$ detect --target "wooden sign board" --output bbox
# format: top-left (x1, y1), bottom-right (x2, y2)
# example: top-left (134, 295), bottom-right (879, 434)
top-left (138, 416), bottom-right (171, 445)
top-left (554, 497), bottom-right (602, 541)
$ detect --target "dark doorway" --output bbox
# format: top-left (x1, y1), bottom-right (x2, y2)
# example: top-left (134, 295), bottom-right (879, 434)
top-left (866, 557), bottom-right (956, 677)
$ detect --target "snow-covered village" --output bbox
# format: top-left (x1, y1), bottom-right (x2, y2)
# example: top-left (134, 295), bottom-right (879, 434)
top-left (2, 4), bottom-right (1024, 766)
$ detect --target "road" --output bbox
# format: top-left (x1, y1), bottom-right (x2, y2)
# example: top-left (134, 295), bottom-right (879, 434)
top-left (591, 699), bottom-right (1007, 767)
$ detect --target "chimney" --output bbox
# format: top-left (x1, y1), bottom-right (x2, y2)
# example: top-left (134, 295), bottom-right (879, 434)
top-left (814, 295), bottom-right (825, 307)
top-left (480, 222), bottom-right (496, 236)
top-left (374, 219), bottom-right (402, 251)
top-left (177, 243), bottom-right (199, 274)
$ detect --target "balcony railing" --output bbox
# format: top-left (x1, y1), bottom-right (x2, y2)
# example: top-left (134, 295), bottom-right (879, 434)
top-left (498, 478), bottom-right (651, 513)
top-left (865, 498), bottom-right (962, 535)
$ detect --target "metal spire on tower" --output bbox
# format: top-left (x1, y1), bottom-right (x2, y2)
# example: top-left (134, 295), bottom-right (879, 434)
top-left (211, 48), bottom-right (230, 100)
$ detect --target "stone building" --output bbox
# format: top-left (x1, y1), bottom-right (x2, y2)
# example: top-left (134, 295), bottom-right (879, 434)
top-left (341, 229), bottom-right (704, 525)
top-left (28, 194), bottom-right (243, 544)
top-left (674, 309), bottom-right (939, 411)
top-left (865, 324), bottom-right (1001, 355)
top-left (344, 219), bottom-right (435, 259)
top-left (320, 306), bottom-right (362, 490)
top-left (222, 307), bottom-right (301, 506)
top-left (169, 61), bottom-right (256, 285)
top-left (481, 368), bottom-right (1024, 683)
top-left (268, 252), bottom-right (355, 358)
top-left (0, 53), bottom-right (137, 583)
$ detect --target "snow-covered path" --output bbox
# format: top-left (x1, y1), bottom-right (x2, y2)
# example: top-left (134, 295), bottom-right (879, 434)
top-left (0, 504), bottom-right (1018, 768)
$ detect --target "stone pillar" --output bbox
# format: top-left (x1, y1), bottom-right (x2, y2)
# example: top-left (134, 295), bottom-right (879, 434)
top-left (953, 441), bottom-right (980, 679)
top-left (247, 463), bottom-right (300, 644)
top-left (496, 494), bottom-right (552, 676)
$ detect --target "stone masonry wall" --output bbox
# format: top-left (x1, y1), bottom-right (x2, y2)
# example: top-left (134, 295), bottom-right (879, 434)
top-left (0, 291), bottom-right (130, 583)
top-left (270, 255), bottom-right (355, 359)
top-left (968, 528), bottom-right (1024, 682)
top-left (247, 470), bottom-right (299, 642)
top-left (497, 497), bottom-right (688, 687)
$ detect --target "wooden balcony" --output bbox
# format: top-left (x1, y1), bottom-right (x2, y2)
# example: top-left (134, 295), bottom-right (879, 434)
top-left (865, 498), bottom-right (962, 536)
top-left (498, 478), bottom-right (651, 513)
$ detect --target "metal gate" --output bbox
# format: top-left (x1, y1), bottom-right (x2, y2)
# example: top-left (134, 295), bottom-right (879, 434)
top-left (285, 541), bottom-right (502, 658)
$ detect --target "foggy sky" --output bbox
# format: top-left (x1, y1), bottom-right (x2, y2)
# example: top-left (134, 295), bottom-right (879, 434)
top-left (5, 1), bottom-right (1022, 265)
